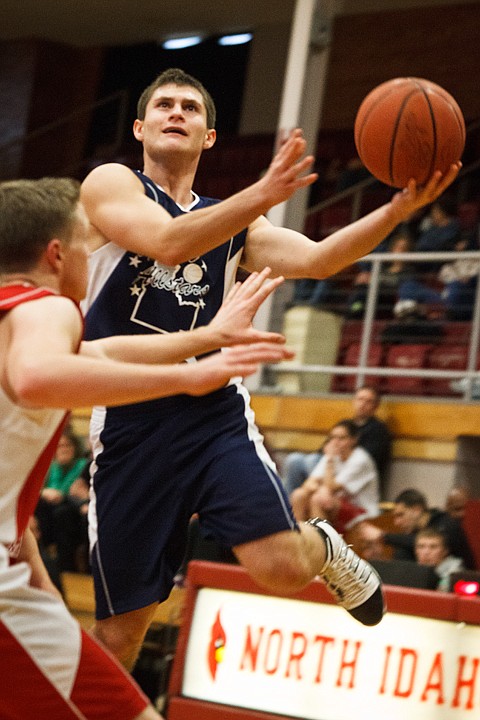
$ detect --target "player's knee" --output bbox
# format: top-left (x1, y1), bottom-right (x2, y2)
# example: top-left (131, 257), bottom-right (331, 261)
top-left (260, 555), bottom-right (312, 594)
top-left (93, 621), bottom-right (143, 670)
top-left (235, 534), bottom-right (313, 594)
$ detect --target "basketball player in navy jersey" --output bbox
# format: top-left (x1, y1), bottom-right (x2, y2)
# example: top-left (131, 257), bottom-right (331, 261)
top-left (81, 68), bottom-right (460, 670)
top-left (0, 176), bottom-right (293, 719)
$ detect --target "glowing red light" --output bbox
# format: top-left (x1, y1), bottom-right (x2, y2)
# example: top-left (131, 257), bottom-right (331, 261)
top-left (453, 580), bottom-right (480, 596)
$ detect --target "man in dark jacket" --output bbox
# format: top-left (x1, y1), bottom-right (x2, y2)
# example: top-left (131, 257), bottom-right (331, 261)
top-left (383, 488), bottom-right (476, 570)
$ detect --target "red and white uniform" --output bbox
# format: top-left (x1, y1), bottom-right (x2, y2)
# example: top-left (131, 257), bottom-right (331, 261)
top-left (0, 285), bottom-right (149, 720)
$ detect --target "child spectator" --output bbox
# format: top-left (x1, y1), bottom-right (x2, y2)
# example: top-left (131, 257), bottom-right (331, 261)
top-left (414, 527), bottom-right (464, 591)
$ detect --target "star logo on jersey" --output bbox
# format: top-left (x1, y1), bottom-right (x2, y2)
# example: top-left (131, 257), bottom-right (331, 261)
top-left (129, 257), bottom-right (210, 331)
top-left (129, 255), bottom-right (143, 268)
top-left (130, 284), bottom-right (143, 297)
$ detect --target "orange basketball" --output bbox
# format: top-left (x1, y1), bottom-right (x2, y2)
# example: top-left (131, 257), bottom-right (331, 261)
top-left (354, 77), bottom-right (465, 188)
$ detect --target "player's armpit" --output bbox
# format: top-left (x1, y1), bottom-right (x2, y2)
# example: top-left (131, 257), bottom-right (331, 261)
top-left (80, 163), bottom-right (173, 257)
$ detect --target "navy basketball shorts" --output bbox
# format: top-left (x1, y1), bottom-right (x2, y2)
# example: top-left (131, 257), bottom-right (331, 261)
top-left (89, 385), bottom-right (298, 619)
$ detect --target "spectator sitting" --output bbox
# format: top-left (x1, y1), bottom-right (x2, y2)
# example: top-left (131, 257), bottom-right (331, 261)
top-left (436, 234), bottom-right (479, 320)
top-left (60, 460), bottom-right (91, 573)
top-left (335, 157), bottom-right (373, 192)
top-left (395, 234), bottom-right (479, 321)
top-left (34, 425), bottom-right (89, 573)
top-left (290, 419), bottom-right (380, 531)
top-left (347, 228), bottom-right (415, 319)
top-left (282, 384), bottom-right (392, 497)
top-left (382, 296), bottom-right (446, 344)
top-left (290, 276), bottom-right (342, 311)
top-left (445, 485), bottom-right (471, 521)
top-left (415, 196), bottom-right (461, 255)
top-left (381, 488), bottom-right (476, 569)
top-left (414, 527), bottom-right (465, 591)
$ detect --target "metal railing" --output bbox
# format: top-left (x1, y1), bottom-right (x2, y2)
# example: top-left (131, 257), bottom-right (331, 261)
top-left (264, 118), bottom-right (480, 401)
top-left (268, 249), bottom-right (480, 401)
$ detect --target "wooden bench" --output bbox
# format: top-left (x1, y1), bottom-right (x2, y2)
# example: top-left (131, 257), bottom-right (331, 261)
top-left (250, 394), bottom-right (480, 462)
top-left (73, 396), bottom-right (480, 464)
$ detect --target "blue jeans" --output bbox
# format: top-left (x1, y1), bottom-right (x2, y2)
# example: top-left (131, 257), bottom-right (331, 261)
top-left (282, 452), bottom-right (322, 494)
top-left (398, 278), bottom-right (442, 305)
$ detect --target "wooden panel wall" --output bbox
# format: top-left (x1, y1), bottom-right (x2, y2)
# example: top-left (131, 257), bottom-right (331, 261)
top-left (0, 39), bottom-right (104, 180)
top-left (322, 3), bottom-right (480, 129)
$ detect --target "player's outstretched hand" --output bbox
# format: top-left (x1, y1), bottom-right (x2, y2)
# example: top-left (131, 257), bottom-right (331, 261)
top-left (390, 162), bottom-right (462, 224)
top-left (255, 129), bottom-right (318, 209)
top-left (209, 267), bottom-right (286, 346)
top-left (186, 342), bottom-right (295, 396)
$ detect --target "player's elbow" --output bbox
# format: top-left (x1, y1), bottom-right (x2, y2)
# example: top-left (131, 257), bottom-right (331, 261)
top-left (9, 364), bottom-right (55, 408)
top-left (153, 236), bottom-right (192, 266)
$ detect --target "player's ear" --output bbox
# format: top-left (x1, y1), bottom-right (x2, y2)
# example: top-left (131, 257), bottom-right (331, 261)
top-left (203, 128), bottom-right (216, 150)
top-left (133, 118), bottom-right (144, 141)
top-left (45, 238), bottom-right (63, 271)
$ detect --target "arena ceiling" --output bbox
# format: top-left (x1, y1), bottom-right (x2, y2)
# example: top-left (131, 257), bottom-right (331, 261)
top-left (1, 0), bottom-right (478, 48)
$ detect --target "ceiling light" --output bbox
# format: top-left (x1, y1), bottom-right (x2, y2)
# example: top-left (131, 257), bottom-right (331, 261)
top-left (162, 36), bottom-right (203, 50)
top-left (218, 33), bottom-right (253, 46)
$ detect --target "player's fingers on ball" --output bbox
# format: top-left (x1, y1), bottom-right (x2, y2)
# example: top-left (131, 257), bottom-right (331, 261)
top-left (444, 162), bottom-right (461, 182)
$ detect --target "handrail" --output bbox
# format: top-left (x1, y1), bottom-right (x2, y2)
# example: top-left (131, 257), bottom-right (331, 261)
top-left (268, 119), bottom-right (480, 401)
top-left (269, 249), bottom-right (480, 402)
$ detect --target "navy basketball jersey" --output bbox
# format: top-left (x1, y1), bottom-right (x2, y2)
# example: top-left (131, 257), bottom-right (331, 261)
top-left (84, 169), bottom-right (247, 344)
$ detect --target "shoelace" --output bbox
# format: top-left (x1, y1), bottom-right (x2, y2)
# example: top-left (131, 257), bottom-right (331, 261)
top-left (323, 542), bottom-right (373, 605)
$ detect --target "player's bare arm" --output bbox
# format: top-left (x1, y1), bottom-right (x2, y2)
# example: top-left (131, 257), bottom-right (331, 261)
top-left (242, 162), bottom-right (461, 278)
top-left (17, 525), bottom-right (63, 599)
top-left (82, 267), bottom-right (286, 364)
top-left (80, 130), bottom-right (317, 265)
top-left (6, 295), bottom-right (292, 410)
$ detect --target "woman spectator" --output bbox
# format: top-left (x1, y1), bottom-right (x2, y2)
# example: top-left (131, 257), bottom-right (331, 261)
top-left (34, 425), bottom-right (89, 572)
top-left (290, 419), bottom-right (380, 532)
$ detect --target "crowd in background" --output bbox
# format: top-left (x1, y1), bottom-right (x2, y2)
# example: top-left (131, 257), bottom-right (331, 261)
top-left (278, 385), bottom-right (478, 593)
top-left (292, 194), bottom-right (480, 326)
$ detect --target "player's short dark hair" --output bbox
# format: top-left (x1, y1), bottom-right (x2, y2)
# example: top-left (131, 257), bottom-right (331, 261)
top-left (0, 177), bottom-right (80, 272)
top-left (394, 488), bottom-right (428, 509)
top-left (136, 67), bottom-right (216, 129)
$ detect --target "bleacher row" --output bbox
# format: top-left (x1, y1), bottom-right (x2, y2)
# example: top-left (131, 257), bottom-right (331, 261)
top-left (332, 319), bottom-right (476, 397)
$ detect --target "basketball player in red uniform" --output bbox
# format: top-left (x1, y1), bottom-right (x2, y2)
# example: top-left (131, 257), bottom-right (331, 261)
top-left (0, 176), bottom-right (292, 719)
